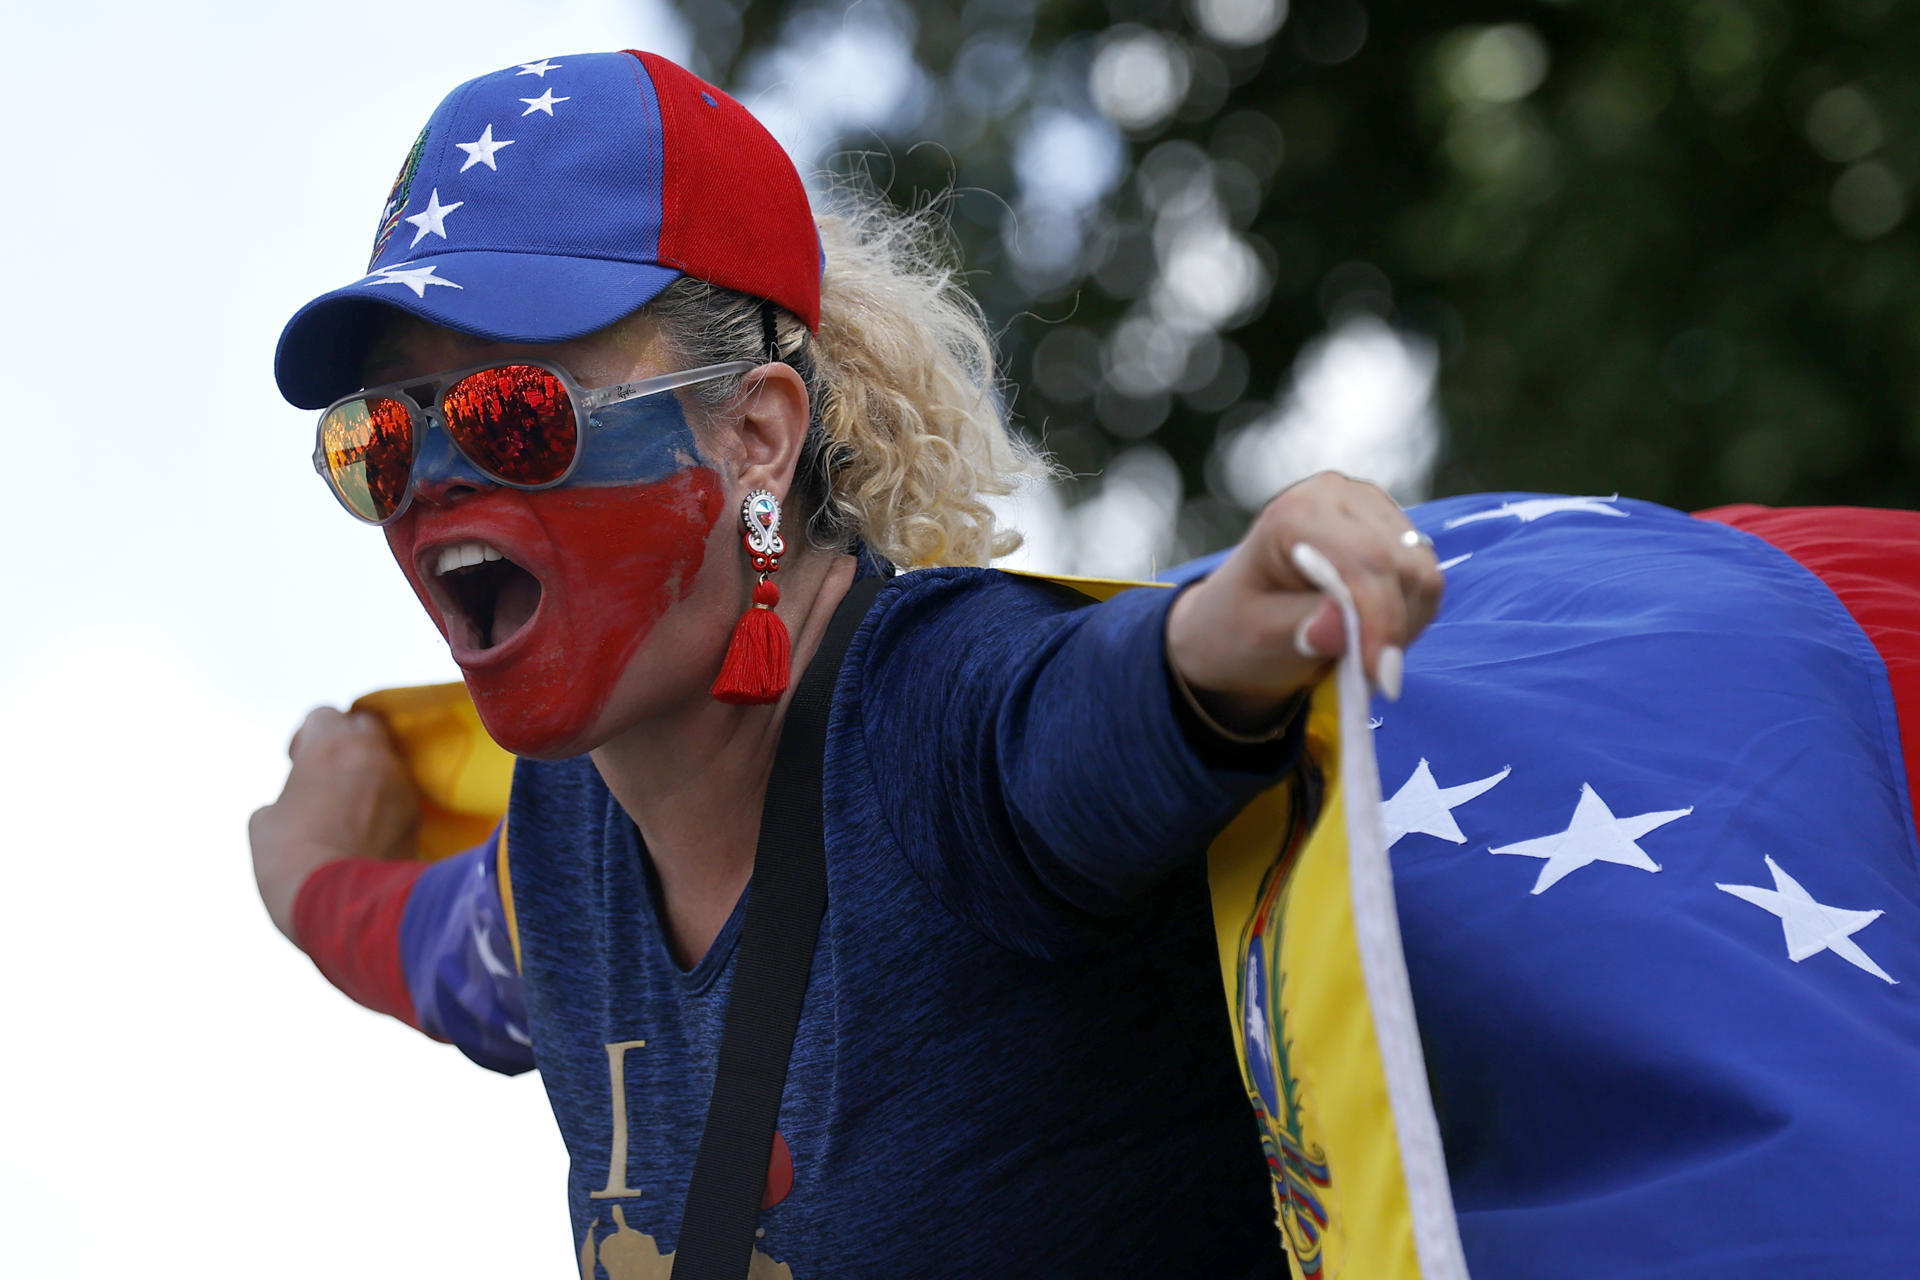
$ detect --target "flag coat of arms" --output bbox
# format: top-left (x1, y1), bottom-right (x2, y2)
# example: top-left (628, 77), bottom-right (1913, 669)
top-left (1200, 555), bottom-right (1469, 1280)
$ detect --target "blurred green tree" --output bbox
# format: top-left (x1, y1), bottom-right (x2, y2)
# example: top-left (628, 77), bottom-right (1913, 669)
top-left (674, 0), bottom-right (1920, 551)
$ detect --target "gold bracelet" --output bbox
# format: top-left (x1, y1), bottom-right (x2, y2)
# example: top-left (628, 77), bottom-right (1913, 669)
top-left (1169, 662), bottom-right (1306, 745)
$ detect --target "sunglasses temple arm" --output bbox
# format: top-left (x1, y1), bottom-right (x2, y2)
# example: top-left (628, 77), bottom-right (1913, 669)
top-left (577, 360), bottom-right (761, 413)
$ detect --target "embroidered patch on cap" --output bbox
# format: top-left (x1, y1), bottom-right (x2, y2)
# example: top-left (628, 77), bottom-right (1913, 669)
top-left (369, 124), bottom-right (431, 270)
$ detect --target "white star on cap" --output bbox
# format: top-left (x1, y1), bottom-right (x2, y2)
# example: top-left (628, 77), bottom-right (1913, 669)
top-left (516, 59), bottom-right (561, 77)
top-left (1444, 495), bottom-right (1629, 529)
top-left (1382, 759), bottom-right (1511, 848)
top-left (363, 263), bottom-right (463, 298)
top-left (1490, 783), bottom-right (1691, 894)
top-left (1717, 856), bottom-right (1897, 984)
top-left (455, 124), bottom-right (515, 172)
top-left (519, 88), bottom-right (571, 117)
top-left (402, 188), bottom-right (464, 248)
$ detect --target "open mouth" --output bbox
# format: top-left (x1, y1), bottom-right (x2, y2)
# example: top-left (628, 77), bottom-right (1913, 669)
top-left (431, 541), bottom-right (544, 653)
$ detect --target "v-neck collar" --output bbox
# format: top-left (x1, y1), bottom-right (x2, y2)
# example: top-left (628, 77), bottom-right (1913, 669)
top-left (603, 790), bottom-right (749, 995)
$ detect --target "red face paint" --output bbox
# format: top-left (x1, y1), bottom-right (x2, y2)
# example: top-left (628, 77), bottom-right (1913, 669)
top-left (387, 467), bottom-right (726, 757)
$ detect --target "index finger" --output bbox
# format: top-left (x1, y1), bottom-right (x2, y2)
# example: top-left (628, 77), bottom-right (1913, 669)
top-left (287, 706), bottom-right (363, 761)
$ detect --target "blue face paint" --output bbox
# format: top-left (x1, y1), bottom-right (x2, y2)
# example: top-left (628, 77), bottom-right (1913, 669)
top-left (571, 391), bottom-right (705, 488)
top-left (408, 415), bottom-right (494, 492)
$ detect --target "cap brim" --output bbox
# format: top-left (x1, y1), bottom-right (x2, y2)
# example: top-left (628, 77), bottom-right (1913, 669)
top-left (274, 251), bottom-right (683, 409)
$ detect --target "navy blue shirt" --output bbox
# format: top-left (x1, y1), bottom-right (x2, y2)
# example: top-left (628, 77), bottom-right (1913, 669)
top-left (505, 568), bottom-right (1291, 1278)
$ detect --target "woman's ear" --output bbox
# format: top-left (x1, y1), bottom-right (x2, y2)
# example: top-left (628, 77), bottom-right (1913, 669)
top-left (730, 362), bottom-right (812, 501)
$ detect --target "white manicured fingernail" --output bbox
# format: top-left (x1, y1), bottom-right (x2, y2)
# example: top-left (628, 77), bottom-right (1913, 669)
top-left (1290, 542), bottom-right (1337, 591)
top-left (1294, 614), bottom-right (1322, 659)
top-left (1377, 645), bottom-right (1405, 702)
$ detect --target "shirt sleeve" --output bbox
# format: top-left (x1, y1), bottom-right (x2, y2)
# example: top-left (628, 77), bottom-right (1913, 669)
top-left (854, 567), bottom-right (1302, 956)
top-left (397, 832), bottom-right (535, 1076)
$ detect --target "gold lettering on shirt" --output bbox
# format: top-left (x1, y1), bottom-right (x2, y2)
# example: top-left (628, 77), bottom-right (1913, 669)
top-left (583, 1205), bottom-right (674, 1279)
top-left (591, 1039), bottom-right (648, 1199)
top-left (578, 1039), bottom-right (797, 1277)
top-left (577, 1210), bottom-right (796, 1280)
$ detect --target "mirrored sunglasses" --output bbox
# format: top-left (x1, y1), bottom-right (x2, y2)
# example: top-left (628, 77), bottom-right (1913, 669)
top-left (312, 358), bottom-right (758, 524)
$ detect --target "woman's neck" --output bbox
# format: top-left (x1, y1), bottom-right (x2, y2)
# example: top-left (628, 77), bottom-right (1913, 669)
top-left (589, 548), bottom-right (858, 969)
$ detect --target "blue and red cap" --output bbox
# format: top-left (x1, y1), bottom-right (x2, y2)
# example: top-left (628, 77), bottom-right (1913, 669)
top-left (275, 50), bottom-right (821, 410)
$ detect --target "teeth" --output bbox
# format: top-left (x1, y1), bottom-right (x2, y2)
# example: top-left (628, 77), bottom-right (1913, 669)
top-left (435, 541), bottom-right (505, 576)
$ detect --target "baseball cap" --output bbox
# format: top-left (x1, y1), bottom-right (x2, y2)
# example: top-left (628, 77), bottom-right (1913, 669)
top-left (274, 50), bottom-right (821, 410)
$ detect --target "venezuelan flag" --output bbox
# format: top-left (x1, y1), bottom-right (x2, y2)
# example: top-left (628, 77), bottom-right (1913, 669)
top-left (1184, 495), bottom-right (1920, 1278)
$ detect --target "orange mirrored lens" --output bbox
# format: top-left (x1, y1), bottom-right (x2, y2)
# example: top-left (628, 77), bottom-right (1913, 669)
top-left (320, 396), bottom-right (415, 522)
top-left (441, 364), bottom-right (578, 486)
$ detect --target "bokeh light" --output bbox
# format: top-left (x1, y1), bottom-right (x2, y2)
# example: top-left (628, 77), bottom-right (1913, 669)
top-left (1091, 26), bottom-right (1193, 133)
top-left (1191, 0), bottom-right (1289, 49)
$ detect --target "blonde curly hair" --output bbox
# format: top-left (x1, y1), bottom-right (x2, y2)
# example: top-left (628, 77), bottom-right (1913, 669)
top-left (647, 185), bottom-right (1047, 568)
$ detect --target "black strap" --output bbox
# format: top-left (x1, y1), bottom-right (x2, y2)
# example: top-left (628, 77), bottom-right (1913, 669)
top-left (672, 573), bottom-right (884, 1280)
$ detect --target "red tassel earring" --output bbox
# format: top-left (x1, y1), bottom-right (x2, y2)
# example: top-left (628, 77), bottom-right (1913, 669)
top-left (711, 488), bottom-right (791, 704)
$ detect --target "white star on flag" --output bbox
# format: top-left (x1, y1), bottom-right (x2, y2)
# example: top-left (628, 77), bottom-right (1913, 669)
top-left (402, 188), bottom-right (463, 248)
top-left (1444, 495), bottom-right (1629, 530)
top-left (1382, 759), bottom-right (1511, 848)
top-left (363, 263), bottom-right (463, 298)
top-left (516, 59), bottom-right (561, 77)
top-left (455, 124), bottom-right (515, 172)
top-left (1717, 856), bottom-right (1897, 984)
top-left (474, 923), bottom-right (514, 979)
top-left (1490, 783), bottom-right (1691, 894)
top-left (519, 88), bottom-right (571, 116)
top-left (1437, 552), bottom-right (1473, 572)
